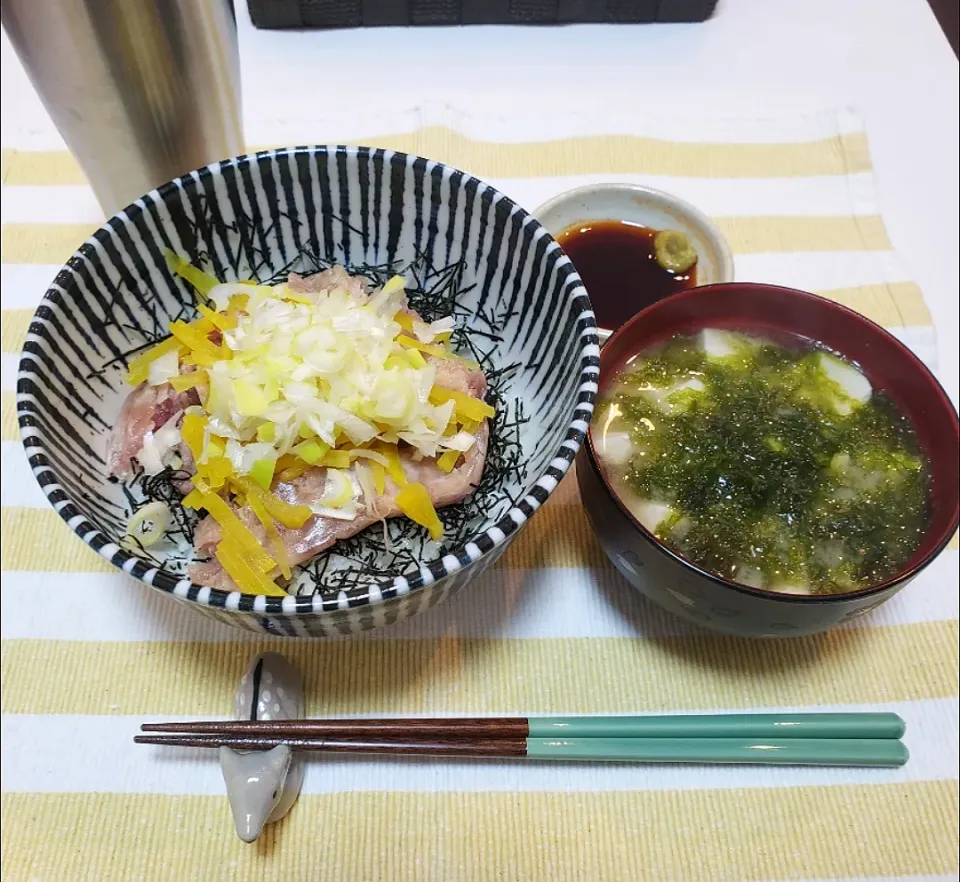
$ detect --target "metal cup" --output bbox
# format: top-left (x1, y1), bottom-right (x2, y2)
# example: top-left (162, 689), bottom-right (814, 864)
top-left (2, 0), bottom-right (243, 216)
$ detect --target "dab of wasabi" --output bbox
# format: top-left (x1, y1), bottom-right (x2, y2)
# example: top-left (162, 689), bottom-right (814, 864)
top-left (653, 230), bottom-right (698, 274)
top-left (595, 329), bottom-right (929, 595)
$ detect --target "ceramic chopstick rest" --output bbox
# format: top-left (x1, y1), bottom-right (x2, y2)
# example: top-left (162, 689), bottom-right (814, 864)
top-left (219, 652), bottom-right (305, 842)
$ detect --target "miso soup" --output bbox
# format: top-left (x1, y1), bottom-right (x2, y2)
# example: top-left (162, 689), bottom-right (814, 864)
top-left (594, 329), bottom-right (930, 595)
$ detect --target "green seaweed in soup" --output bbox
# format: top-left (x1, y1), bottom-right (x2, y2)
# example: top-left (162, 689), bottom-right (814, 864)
top-left (595, 329), bottom-right (929, 595)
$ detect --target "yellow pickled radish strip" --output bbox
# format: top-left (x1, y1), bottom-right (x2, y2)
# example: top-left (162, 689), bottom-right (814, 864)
top-left (274, 453), bottom-right (307, 483)
top-left (181, 489), bottom-right (205, 509)
top-left (187, 315), bottom-right (217, 334)
top-left (396, 336), bottom-right (449, 359)
top-left (437, 450), bottom-right (460, 473)
top-left (237, 478), bottom-right (313, 529)
top-left (278, 462), bottom-right (310, 483)
top-left (256, 423), bottom-right (276, 443)
top-left (246, 492), bottom-right (291, 580)
top-left (169, 336), bottom-right (220, 368)
top-left (321, 450), bottom-right (351, 469)
top-left (429, 387), bottom-right (495, 422)
top-left (188, 345), bottom-right (231, 367)
top-left (169, 320), bottom-right (222, 361)
top-left (260, 490), bottom-right (313, 529)
top-left (460, 418), bottom-right (480, 433)
top-left (196, 303), bottom-right (238, 331)
top-left (192, 477), bottom-right (212, 495)
top-left (165, 251), bottom-right (221, 299)
top-left (202, 435), bottom-right (226, 460)
top-left (275, 453), bottom-right (311, 482)
top-left (197, 456), bottom-right (232, 489)
top-left (370, 461), bottom-right (386, 494)
top-left (180, 413), bottom-right (207, 459)
top-left (169, 370), bottom-right (208, 393)
top-left (125, 337), bottom-right (184, 386)
top-left (395, 482), bottom-right (444, 541)
top-left (215, 537), bottom-right (287, 596)
top-left (393, 311), bottom-right (414, 332)
top-left (380, 444), bottom-right (408, 486)
top-left (199, 491), bottom-right (276, 573)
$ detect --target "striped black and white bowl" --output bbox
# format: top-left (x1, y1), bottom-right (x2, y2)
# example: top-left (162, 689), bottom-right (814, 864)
top-left (17, 147), bottom-right (599, 637)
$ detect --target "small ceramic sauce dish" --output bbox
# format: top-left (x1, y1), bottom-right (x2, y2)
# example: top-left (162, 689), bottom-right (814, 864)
top-left (535, 184), bottom-right (734, 342)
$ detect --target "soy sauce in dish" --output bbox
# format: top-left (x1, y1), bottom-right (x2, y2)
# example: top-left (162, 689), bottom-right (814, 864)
top-left (557, 220), bottom-right (697, 330)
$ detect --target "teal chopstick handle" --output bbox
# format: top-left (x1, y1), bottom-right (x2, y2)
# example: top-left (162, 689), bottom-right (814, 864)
top-left (524, 737), bottom-right (909, 767)
top-left (527, 713), bottom-right (905, 740)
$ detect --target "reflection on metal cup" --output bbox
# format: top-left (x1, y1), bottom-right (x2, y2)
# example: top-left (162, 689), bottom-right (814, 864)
top-left (2, 0), bottom-right (243, 216)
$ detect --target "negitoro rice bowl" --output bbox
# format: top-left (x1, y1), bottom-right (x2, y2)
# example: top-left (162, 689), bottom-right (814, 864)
top-left (17, 147), bottom-right (599, 636)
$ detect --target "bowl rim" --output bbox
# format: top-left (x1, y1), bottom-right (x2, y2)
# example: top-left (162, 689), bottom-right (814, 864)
top-left (17, 144), bottom-right (601, 620)
top-left (585, 281), bottom-right (960, 605)
top-left (533, 181), bottom-right (736, 284)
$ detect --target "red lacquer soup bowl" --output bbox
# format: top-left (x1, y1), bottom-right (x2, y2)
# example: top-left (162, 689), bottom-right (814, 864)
top-left (577, 283), bottom-right (959, 638)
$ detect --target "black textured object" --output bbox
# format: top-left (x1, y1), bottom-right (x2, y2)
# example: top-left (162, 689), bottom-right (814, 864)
top-left (247, 0), bottom-right (717, 28)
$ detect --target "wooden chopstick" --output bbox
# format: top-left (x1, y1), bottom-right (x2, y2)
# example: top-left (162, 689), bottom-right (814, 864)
top-left (141, 716), bottom-right (528, 739)
top-left (133, 733), bottom-right (909, 767)
top-left (136, 714), bottom-right (910, 767)
top-left (139, 712), bottom-right (906, 741)
top-left (137, 734), bottom-right (528, 757)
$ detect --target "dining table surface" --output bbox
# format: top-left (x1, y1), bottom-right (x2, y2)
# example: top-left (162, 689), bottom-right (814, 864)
top-left (1, 0), bottom-right (958, 880)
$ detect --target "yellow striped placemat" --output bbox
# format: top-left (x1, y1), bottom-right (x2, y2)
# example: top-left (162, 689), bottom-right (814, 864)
top-left (3, 785), bottom-right (957, 881)
top-left (1, 108), bottom-right (956, 882)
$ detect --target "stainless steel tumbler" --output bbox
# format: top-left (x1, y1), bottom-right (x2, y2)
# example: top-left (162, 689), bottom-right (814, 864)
top-left (2, 0), bottom-right (243, 216)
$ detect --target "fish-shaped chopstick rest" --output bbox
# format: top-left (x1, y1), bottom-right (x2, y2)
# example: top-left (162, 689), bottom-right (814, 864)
top-left (219, 652), bottom-right (305, 842)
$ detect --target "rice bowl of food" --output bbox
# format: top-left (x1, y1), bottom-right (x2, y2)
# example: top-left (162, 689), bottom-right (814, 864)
top-left (18, 147), bottom-right (599, 637)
